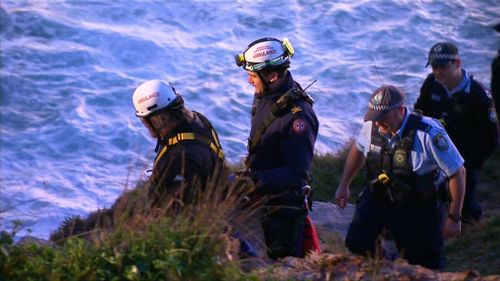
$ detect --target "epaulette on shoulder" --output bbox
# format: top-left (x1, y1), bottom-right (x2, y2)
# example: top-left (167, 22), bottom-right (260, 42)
top-left (409, 113), bottom-right (431, 133)
top-left (291, 105), bottom-right (302, 114)
top-left (416, 121), bottom-right (431, 133)
top-left (471, 78), bottom-right (491, 96)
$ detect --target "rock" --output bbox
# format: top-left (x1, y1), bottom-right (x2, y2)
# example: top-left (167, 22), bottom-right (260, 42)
top-left (16, 236), bottom-right (55, 248)
top-left (262, 253), bottom-right (500, 281)
top-left (309, 201), bottom-right (355, 240)
top-left (309, 201), bottom-right (354, 253)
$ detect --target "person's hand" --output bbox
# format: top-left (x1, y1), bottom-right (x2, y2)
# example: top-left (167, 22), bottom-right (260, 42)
top-left (335, 186), bottom-right (350, 209)
top-left (443, 217), bottom-right (461, 239)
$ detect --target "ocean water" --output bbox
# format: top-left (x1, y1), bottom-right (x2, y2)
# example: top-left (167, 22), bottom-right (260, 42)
top-left (1, 0), bottom-right (498, 239)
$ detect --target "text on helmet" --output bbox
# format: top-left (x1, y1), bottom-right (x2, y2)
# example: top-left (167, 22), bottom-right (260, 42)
top-left (252, 47), bottom-right (276, 59)
top-left (138, 92), bottom-right (160, 104)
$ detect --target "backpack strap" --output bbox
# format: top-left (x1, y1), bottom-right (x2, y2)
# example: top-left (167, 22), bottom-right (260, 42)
top-left (194, 111), bottom-right (225, 158)
top-left (154, 132), bottom-right (224, 168)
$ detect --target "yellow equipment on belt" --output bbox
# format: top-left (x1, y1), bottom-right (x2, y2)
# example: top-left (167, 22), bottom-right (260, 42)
top-left (378, 173), bottom-right (390, 185)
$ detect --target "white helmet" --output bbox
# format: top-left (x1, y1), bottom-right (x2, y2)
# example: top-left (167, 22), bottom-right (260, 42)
top-left (235, 37), bottom-right (294, 72)
top-left (132, 80), bottom-right (183, 117)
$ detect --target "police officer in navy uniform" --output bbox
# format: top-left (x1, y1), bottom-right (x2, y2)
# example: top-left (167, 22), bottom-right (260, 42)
top-left (335, 85), bottom-right (466, 269)
top-left (235, 37), bottom-right (319, 259)
top-left (414, 42), bottom-right (498, 222)
top-left (133, 80), bottom-right (225, 207)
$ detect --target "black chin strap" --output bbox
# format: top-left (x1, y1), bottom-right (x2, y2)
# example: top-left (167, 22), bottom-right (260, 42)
top-left (154, 138), bottom-right (161, 152)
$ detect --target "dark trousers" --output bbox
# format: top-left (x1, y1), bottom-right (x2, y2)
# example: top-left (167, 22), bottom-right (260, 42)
top-left (261, 207), bottom-right (307, 260)
top-left (345, 187), bottom-right (447, 269)
top-left (462, 167), bottom-right (482, 221)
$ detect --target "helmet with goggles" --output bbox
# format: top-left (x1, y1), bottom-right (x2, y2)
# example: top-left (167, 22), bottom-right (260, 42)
top-left (235, 37), bottom-right (294, 72)
top-left (133, 80), bottom-right (183, 118)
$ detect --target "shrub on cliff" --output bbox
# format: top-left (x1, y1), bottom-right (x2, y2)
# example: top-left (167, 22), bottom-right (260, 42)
top-left (1, 174), bottom-right (260, 281)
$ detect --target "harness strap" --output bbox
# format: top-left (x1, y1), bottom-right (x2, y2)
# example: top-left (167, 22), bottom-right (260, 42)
top-left (154, 131), bottom-right (224, 168)
top-left (194, 111), bottom-right (224, 156)
top-left (248, 103), bottom-right (281, 154)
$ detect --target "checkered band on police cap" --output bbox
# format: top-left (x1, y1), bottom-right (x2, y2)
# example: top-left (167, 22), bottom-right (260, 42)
top-left (425, 42), bottom-right (460, 67)
top-left (364, 85), bottom-right (405, 121)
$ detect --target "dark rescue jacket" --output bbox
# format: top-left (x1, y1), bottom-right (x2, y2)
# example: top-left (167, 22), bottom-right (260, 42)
top-left (366, 113), bottom-right (447, 204)
top-left (246, 72), bottom-right (318, 207)
top-left (150, 111), bottom-right (225, 206)
top-left (414, 73), bottom-right (498, 168)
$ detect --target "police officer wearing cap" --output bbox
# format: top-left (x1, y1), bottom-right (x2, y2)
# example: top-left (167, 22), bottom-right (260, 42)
top-left (335, 85), bottom-right (466, 269)
top-left (133, 80), bottom-right (225, 208)
top-left (414, 42), bottom-right (498, 222)
top-left (235, 37), bottom-right (319, 259)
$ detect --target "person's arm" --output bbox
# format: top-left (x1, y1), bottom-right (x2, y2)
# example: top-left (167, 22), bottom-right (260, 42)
top-left (335, 144), bottom-right (365, 209)
top-left (443, 165), bottom-right (466, 238)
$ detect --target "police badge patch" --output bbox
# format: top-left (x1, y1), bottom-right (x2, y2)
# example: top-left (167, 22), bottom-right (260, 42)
top-left (372, 91), bottom-right (383, 105)
top-left (432, 133), bottom-right (449, 151)
top-left (292, 119), bottom-right (306, 134)
top-left (393, 149), bottom-right (407, 167)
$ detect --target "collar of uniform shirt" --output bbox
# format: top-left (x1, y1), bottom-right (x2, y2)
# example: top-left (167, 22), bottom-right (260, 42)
top-left (381, 107), bottom-right (411, 147)
top-left (447, 69), bottom-right (471, 97)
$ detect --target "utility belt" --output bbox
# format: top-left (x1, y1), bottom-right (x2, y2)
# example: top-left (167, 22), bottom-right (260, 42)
top-left (369, 170), bottom-right (450, 205)
top-left (233, 169), bottom-right (314, 211)
top-left (256, 184), bottom-right (314, 212)
top-left (273, 184), bottom-right (314, 211)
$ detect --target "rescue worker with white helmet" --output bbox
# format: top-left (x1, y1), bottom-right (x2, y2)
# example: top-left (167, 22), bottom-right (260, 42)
top-left (235, 37), bottom-right (319, 259)
top-left (133, 80), bottom-right (225, 207)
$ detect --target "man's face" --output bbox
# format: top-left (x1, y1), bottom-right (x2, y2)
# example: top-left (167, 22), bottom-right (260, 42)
top-left (374, 107), bottom-right (404, 135)
top-left (246, 71), bottom-right (265, 95)
top-left (431, 60), bottom-right (460, 86)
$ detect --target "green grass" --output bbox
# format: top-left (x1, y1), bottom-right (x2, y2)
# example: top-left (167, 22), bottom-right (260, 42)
top-left (1, 220), bottom-right (250, 281)
top-left (445, 217), bottom-right (500, 275)
top-left (1, 177), bottom-right (260, 281)
top-left (444, 149), bottom-right (500, 275)
top-left (311, 141), bottom-right (367, 203)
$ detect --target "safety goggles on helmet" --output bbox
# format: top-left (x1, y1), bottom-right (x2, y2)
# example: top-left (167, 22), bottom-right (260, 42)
top-left (235, 37), bottom-right (294, 72)
top-left (133, 80), bottom-right (183, 118)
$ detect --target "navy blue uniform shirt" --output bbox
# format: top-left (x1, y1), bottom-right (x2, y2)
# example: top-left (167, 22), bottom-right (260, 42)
top-left (414, 70), bottom-right (498, 168)
top-left (247, 72), bottom-right (319, 196)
